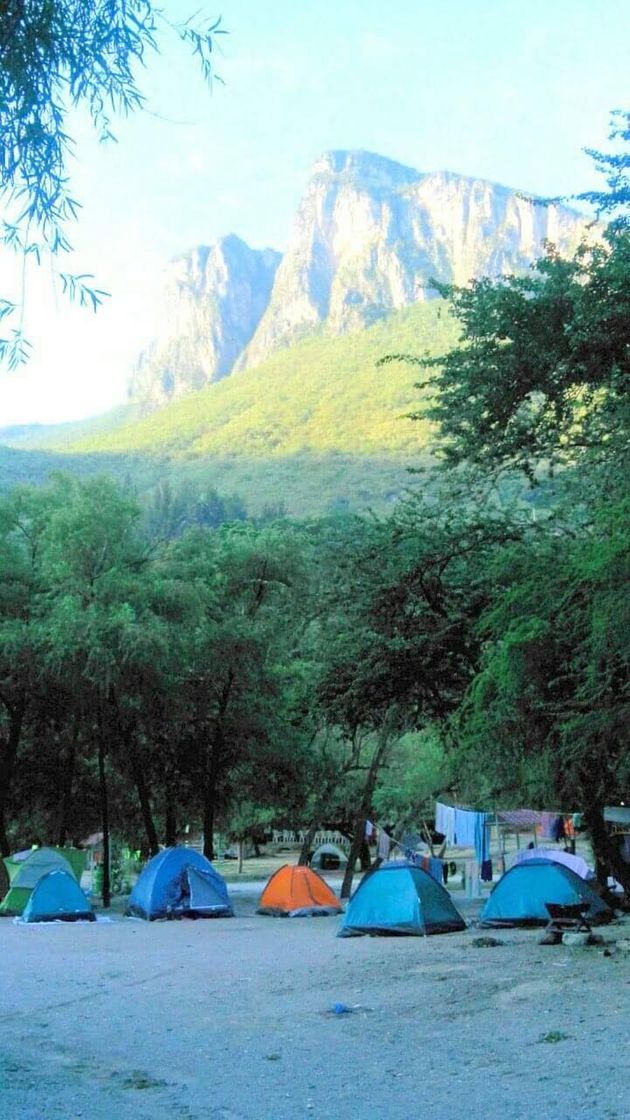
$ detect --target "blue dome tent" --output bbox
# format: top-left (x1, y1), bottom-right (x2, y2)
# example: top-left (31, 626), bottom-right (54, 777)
top-left (337, 860), bottom-right (466, 937)
top-left (128, 847), bottom-right (234, 921)
top-left (480, 860), bottom-right (612, 927)
top-left (22, 869), bottom-right (95, 923)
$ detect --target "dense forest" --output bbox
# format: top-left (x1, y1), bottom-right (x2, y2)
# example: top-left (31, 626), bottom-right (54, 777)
top-left (0, 114), bottom-right (628, 903)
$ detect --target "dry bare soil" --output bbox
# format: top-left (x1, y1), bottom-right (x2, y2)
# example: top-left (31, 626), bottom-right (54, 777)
top-left (1, 889), bottom-right (628, 1120)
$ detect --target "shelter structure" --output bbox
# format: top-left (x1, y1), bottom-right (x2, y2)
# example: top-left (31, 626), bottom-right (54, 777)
top-left (128, 847), bottom-right (233, 920)
top-left (0, 858), bottom-right (9, 901)
top-left (309, 843), bottom-right (348, 871)
top-left (509, 847), bottom-right (594, 880)
top-left (21, 869), bottom-right (95, 923)
top-left (257, 865), bottom-right (342, 917)
top-left (8, 845), bottom-right (86, 882)
top-left (0, 848), bottom-right (75, 916)
top-left (480, 860), bottom-right (612, 927)
top-left (337, 860), bottom-right (466, 937)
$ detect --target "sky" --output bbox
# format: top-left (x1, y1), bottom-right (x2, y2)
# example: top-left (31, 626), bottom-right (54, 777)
top-left (1, 0), bottom-right (629, 427)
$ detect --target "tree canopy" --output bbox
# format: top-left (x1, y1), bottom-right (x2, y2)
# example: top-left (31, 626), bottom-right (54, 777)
top-left (0, 1), bottom-right (225, 367)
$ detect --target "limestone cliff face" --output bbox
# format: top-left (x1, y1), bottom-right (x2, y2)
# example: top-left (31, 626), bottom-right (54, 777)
top-left (130, 152), bottom-right (588, 407)
top-left (128, 234), bottom-right (281, 409)
top-left (236, 151), bottom-right (586, 370)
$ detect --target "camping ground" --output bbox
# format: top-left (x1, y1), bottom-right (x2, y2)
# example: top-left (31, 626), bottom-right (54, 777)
top-left (1, 882), bottom-right (628, 1120)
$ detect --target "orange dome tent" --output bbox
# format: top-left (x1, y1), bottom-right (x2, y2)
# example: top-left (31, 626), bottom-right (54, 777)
top-left (257, 864), bottom-right (342, 917)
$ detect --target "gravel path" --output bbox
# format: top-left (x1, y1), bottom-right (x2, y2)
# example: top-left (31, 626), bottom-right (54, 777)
top-left (1, 889), bottom-right (628, 1120)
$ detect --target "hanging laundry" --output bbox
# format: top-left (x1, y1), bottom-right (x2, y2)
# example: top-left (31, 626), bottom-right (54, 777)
top-left (539, 811), bottom-right (556, 840)
top-left (377, 829), bottom-right (391, 862)
top-left (474, 813), bottom-right (491, 865)
top-left (435, 802), bottom-right (455, 845)
top-left (551, 815), bottom-right (565, 842)
top-left (453, 808), bottom-right (476, 848)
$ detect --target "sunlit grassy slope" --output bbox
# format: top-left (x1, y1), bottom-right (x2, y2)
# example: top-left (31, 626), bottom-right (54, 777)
top-left (10, 302), bottom-right (460, 515)
top-left (0, 405), bottom-right (139, 451)
top-left (67, 302), bottom-right (458, 459)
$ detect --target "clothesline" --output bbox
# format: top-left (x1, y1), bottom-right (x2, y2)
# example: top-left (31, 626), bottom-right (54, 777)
top-left (434, 803), bottom-right (492, 876)
top-left (434, 801), bottom-right (584, 880)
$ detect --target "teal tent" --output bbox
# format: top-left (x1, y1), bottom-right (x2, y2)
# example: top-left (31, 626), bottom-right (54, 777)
top-left (0, 858), bottom-right (9, 901)
top-left (338, 860), bottom-right (466, 937)
top-left (22, 869), bottom-right (95, 923)
top-left (310, 843), bottom-right (348, 871)
top-left (0, 847), bottom-right (75, 916)
top-left (480, 860), bottom-right (612, 927)
top-left (128, 847), bottom-right (234, 920)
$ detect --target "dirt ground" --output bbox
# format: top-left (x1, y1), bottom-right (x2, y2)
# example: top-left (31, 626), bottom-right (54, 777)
top-left (1, 880), bottom-right (629, 1120)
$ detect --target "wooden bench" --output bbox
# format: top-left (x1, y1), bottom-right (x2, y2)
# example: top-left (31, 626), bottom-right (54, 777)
top-left (544, 901), bottom-right (592, 936)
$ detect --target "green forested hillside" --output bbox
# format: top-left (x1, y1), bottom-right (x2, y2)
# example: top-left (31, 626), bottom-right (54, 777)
top-left (66, 301), bottom-right (458, 458)
top-left (0, 404), bottom-right (139, 451)
top-left (0, 303), bottom-right (459, 515)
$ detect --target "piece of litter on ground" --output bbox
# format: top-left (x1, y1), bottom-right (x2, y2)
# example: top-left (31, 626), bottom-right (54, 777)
top-left (323, 1002), bottom-right (373, 1017)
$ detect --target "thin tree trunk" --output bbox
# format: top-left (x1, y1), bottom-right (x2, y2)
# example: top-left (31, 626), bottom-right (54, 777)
top-left (203, 672), bottom-right (234, 861)
top-left (298, 822), bottom-right (318, 866)
top-left (98, 736), bottom-right (111, 909)
top-left (165, 797), bottom-right (177, 849)
top-left (203, 747), bottom-right (220, 861)
top-left (57, 725), bottom-right (77, 847)
top-left (0, 703), bottom-right (25, 857)
top-left (129, 751), bottom-right (159, 857)
top-left (341, 723), bottom-right (394, 899)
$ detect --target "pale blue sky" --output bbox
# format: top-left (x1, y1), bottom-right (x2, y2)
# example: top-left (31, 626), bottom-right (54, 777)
top-left (1, 0), bottom-right (628, 425)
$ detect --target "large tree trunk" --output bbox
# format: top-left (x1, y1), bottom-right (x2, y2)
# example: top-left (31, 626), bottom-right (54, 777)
top-left (340, 723), bottom-right (394, 899)
top-left (97, 736), bottom-right (111, 909)
top-left (0, 702), bottom-right (25, 857)
top-left (583, 799), bottom-right (630, 897)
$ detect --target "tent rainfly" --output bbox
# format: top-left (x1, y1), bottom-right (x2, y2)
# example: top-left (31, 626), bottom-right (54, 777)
top-left (0, 859), bottom-right (9, 902)
top-left (0, 848), bottom-right (75, 916)
top-left (338, 860), bottom-right (466, 937)
top-left (480, 860), bottom-right (612, 927)
top-left (22, 869), bottom-right (95, 923)
top-left (128, 847), bottom-right (234, 921)
top-left (309, 843), bottom-right (348, 871)
top-left (257, 865), bottom-right (342, 917)
top-left (508, 847), bottom-right (595, 880)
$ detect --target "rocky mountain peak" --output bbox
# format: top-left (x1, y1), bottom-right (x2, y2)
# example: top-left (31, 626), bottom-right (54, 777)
top-left (311, 149), bottom-right (422, 191)
top-left (128, 236), bottom-right (281, 410)
top-left (129, 151), bottom-right (591, 409)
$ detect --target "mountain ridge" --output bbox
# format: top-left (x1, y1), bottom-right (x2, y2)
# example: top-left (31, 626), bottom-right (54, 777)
top-left (130, 149), bottom-right (589, 411)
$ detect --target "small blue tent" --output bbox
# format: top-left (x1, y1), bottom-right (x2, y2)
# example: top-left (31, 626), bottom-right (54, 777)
top-left (480, 859), bottom-right (612, 927)
top-left (22, 869), bottom-right (95, 923)
top-left (128, 847), bottom-right (234, 921)
top-left (338, 860), bottom-right (466, 937)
